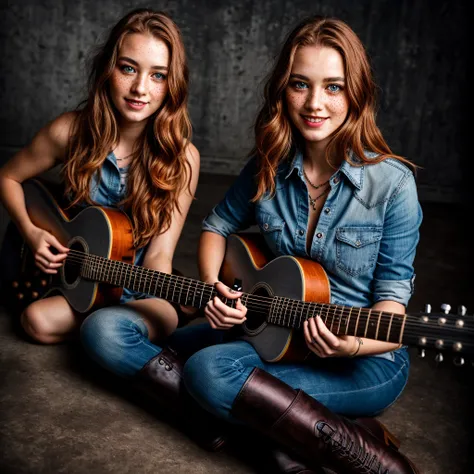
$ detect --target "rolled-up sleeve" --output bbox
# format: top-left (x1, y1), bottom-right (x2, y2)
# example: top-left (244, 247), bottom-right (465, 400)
top-left (201, 157), bottom-right (258, 238)
top-left (373, 172), bottom-right (423, 306)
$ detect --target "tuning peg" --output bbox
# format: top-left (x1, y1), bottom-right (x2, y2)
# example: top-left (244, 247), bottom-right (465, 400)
top-left (40, 280), bottom-right (48, 287)
top-left (424, 304), bottom-right (431, 314)
top-left (457, 305), bottom-right (467, 316)
top-left (25, 281), bottom-right (31, 288)
top-left (440, 304), bottom-right (451, 314)
top-left (453, 356), bottom-right (465, 367)
top-left (435, 352), bottom-right (444, 363)
top-left (12, 281), bottom-right (19, 288)
top-left (417, 348), bottom-right (426, 358)
top-left (32, 291), bottom-right (39, 299)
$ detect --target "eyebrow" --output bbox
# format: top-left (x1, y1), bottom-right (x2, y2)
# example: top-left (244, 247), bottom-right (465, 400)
top-left (290, 73), bottom-right (345, 82)
top-left (118, 56), bottom-right (168, 71)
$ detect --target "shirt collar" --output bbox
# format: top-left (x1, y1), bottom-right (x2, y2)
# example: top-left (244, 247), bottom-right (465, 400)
top-left (283, 148), bottom-right (364, 190)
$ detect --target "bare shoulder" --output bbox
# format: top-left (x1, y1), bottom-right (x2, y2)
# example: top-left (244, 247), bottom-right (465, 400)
top-left (184, 141), bottom-right (200, 168)
top-left (44, 111), bottom-right (78, 151)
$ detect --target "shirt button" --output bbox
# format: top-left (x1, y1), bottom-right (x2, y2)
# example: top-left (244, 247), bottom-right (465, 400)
top-left (324, 207), bottom-right (330, 214)
top-left (333, 177), bottom-right (339, 184)
top-left (299, 229), bottom-right (304, 236)
top-left (263, 223), bottom-right (269, 230)
top-left (355, 240), bottom-right (361, 247)
top-left (316, 232), bottom-right (323, 239)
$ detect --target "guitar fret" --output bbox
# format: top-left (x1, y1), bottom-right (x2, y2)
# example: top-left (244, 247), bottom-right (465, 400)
top-left (336, 305), bottom-right (343, 334)
top-left (344, 307), bottom-right (352, 335)
top-left (363, 309), bottom-right (371, 338)
top-left (375, 311), bottom-right (381, 340)
top-left (386, 313), bottom-right (394, 342)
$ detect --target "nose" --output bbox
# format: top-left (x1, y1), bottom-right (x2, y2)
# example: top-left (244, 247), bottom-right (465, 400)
top-left (305, 88), bottom-right (323, 111)
top-left (131, 73), bottom-right (147, 96)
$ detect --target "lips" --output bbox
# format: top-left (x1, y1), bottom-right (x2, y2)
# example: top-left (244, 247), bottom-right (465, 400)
top-left (124, 98), bottom-right (148, 110)
top-left (301, 115), bottom-right (327, 127)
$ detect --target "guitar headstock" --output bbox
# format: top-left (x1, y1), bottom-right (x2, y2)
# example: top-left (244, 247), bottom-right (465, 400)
top-left (414, 303), bottom-right (473, 367)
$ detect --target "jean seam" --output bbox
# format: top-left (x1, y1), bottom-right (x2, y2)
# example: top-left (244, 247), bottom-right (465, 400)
top-left (308, 359), bottom-right (409, 400)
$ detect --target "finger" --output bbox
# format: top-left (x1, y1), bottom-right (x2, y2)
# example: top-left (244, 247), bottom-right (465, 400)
top-left (304, 321), bottom-right (323, 356)
top-left (308, 317), bottom-right (332, 354)
top-left (215, 281), bottom-right (242, 299)
top-left (43, 250), bottom-right (68, 263)
top-left (213, 296), bottom-right (246, 320)
top-left (204, 306), bottom-right (233, 329)
top-left (208, 304), bottom-right (241, 327)
top-left (315, 315), bottom-right (340, 348)
top-left (46, 234), bottom-right (69, 254)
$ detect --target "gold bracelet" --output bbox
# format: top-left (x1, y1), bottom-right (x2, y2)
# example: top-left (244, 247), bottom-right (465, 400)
top-left (350, 337), bottom-right (363, 358)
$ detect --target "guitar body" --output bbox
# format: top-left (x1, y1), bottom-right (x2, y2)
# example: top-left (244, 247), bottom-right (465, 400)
top-left (221, 233), bottom-right (331, 363)
top-left (21, 179), bottom-right (135, 313)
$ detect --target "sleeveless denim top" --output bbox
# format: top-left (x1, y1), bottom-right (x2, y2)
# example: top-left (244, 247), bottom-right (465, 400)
top-left (88, 151), bottom-right (148, 303)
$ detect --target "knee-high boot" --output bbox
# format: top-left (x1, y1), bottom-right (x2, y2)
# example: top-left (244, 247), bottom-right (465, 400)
top-left (232, 368), bottom-right (419, 474)
top-left (135, 346), bottom-right (227, 451)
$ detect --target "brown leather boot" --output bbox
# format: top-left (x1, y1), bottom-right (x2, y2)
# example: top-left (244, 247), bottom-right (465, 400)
top-left (267, 444), bottom-right (325, 474)
top-left (135, 346), bottom-right (227, 451)
top-left (232, 368), bottom-right (419, 474)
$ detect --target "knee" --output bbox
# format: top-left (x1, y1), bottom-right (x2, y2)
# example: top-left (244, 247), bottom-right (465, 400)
top-left (21, 304), bottom-right (58, 344)
top-left (183, 345), bottom-right (252, 420)
top-left (80, 307), bottom-right (148, 377)
top-left (80, 310), bottom-right (123, 364)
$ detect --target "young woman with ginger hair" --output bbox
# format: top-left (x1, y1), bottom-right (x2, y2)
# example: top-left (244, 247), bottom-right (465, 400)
top-left (0, 8), bottom-right (228, 449)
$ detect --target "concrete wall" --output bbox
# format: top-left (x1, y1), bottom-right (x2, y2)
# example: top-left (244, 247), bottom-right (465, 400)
top-left (0, 0), bottom-right (469, 203)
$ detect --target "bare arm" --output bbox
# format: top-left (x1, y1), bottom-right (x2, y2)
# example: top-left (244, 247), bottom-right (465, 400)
top-left (197, 230), bottom-right (247, 329)
top-left (0, 112), bottom-right (75, 273)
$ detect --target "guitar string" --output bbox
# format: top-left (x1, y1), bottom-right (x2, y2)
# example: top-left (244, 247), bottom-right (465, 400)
top-left (57, 251), bottom-right (474, 341)
top-left (61, 250), bottom-right (474, 337)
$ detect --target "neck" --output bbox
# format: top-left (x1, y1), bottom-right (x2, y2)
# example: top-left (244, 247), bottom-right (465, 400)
top-left (117, 119), bottom-right (147, 144)
top-left (303, 143), bottom-right (337, 176)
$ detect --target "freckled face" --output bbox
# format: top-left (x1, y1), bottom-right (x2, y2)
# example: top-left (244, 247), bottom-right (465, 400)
top-left (286, 45), bottom-right (349, 148)
top-left (109, 33), bottom-right (170, 126)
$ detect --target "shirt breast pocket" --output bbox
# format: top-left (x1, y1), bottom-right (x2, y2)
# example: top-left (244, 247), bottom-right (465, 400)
top-left (256, 211), bottom-right (286, 256)
top-left (335, 227), bottom-right (383, 276)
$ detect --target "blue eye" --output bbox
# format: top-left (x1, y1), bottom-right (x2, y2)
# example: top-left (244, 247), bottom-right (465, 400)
top-left (121, 65), bottom-right (135, 74)
top-left (153, 72), bottom-right (166, 81)
top-left (327, 84), bottom-right (342, 93)
top-left (294, 81), bottom-right (308, 90)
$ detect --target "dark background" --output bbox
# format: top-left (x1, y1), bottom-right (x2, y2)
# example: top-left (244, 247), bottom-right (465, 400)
top-left (0, 2), bottom-right (472, 473)
top-left (0, 0), bottom-right (470, 200)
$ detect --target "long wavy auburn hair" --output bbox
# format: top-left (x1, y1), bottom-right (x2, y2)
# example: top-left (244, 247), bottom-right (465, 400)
top-left (63, 8), bottom-right (192, 248)
top-left (251, 15), bottom-right (415, 201)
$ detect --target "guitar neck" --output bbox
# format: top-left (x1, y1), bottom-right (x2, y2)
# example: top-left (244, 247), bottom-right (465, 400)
top-left (81, 254), bottom-right (417, 345)
top-left (262, 296), bottom-right (416, 346)
top-left (80, 253), bottom-right (219, 308)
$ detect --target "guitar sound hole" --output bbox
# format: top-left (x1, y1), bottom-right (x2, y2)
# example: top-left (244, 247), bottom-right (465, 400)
top-left (63, 241), bottom-right (83, 285)
top-left (245, 286), bottom-right (271, 331)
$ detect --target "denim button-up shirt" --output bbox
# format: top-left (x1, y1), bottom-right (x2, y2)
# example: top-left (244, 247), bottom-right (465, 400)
top-left (88, 152), bottom-right (146, 302)
top-left (202, 150), bottom-right (423, 309)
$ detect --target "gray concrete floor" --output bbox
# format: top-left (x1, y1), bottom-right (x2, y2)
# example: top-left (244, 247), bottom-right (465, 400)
top-left (0, 172), bottom-right (473, 474)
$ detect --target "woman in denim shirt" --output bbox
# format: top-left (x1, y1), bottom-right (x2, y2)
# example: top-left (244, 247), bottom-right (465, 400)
top-left (194, 16), bottom-right (422, 474)
top-left (0, 9), bottom-right (199, 347)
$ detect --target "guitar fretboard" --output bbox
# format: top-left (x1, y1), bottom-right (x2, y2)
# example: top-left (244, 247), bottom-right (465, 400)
top-left (79, 252), bottom-right (408, 344)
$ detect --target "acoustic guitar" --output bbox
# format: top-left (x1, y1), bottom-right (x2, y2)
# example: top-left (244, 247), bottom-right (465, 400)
top-left (3, 178), bottom-right (472, 366)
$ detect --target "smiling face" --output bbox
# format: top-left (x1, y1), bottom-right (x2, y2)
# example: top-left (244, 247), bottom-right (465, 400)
top-left (285, 45), bottom-right (349, 152)
top-left (109, 32), bottom-right (170, 128)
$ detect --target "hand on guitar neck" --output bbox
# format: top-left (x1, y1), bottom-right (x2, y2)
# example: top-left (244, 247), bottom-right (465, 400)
top-left (202, 281), bottom-right (247, 330)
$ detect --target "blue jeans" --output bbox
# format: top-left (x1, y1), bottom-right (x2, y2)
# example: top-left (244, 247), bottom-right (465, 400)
top-left (81, 306), bottom-right (410, 423)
